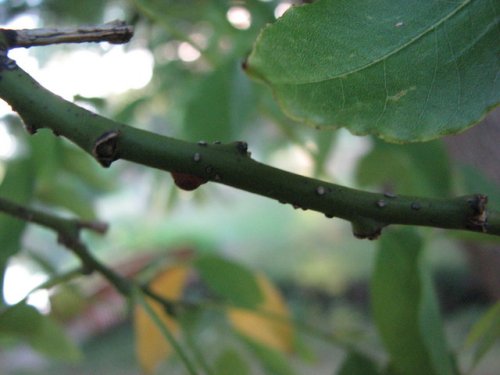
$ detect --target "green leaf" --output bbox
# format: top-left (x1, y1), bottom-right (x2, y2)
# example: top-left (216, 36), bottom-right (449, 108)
top-left (464, 302), bottom-right (500, 370)
top-left (0, 302), bottom-right (81, 362)
top-left (30, 312), bottom-right (82, 361)
top-left (37, 179), bottom-right (96, 219)
top-left (29, 129), bottom-right (62, 182)
top-left (371, 228), bottom-right (455, 375)
top-left (243, 338), bottom-right (297, 375)
top-left (0, 301), bottom-right (40, 335)
top-left (42, 0), bottom-right (106, 24)
top-left (313, 130), bottom-right (336, 178)
top-left (213, 349), bottom-right (250, 375)
top-left (246, 0), bottom-right (499, 142)
top-left (195, 255), bottom-right (263, 308)
top-left (459, 166), bottom-right (500, 210)
top-left (182, 61), bottom-right (256, 142)
top-left (356, 139), bottom-right (451, 196)
top-left (418, 257), bottom-right (456, 375)
top-left (60, 143), bottom-right (115, 192)
top-left (0, 158), bottom-right (34, 304)
top-left (337, 351), bottom-right (380, 375)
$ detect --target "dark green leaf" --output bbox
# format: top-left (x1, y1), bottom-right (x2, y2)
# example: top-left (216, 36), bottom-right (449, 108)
top-left (464, 302), bottom-right (500, 370)
top-left (459, 166), bottom-right (500, 210)
top-left (29, 129), bottom-right (62, 182)
top-left (195, 255), bottom-right (263, 308)
top-left (244, 338), bottom-right (297, 375)
top-left (213, 349), bottom-right (250, 375)
top-left (42, 0), bottom-right (106, 24)
top-left (0, 302), bottom-right (81, 362)
top-left (60, 144), bottom-right (115, 192)
top-left (0, 301), bottom-right (41, 336)
top-left (337, 351), bottom-right (380, 375)
top-left (247, 0), bottom-right (499, 142)
top-left (182, 61), bottom-right (256, 142)
top-left (313, 130), bottom-right (336, 177)
top-left (356, 139), bottom-right (451, 196)
top-left (30, 313), bottom-right (82, 361)
top-left (418, 258), bottom-right (456, 375)
top-left (371, 228), bottom-right (455, 375)
top-left (0, 158), bottom-right (34, 304)
top-left (37, 179), bottom-right (96, 219)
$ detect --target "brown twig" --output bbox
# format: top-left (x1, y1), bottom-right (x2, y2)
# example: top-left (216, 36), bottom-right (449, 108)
top-left (0, 20), bottom-right (133, 49)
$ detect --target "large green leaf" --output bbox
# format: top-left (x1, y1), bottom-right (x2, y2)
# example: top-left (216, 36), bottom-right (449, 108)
top-left (246, 0), bottom-right (499, 142)
top-left (195, 255), bottom-right (263, 308)
top-left (0, 301), bottom-right (81, 361)
top-left (371, 228), bottom-right (455, 375)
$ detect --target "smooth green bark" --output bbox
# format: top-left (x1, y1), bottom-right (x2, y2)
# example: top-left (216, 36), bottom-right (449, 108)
top-left (0, 54), bottom-right (499, 238)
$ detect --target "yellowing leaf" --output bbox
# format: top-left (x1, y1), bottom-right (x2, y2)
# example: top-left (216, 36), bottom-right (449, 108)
top-left (134, 265), bottom-right (189, 374)
top-left (228, 273), bottom-right (293, 353)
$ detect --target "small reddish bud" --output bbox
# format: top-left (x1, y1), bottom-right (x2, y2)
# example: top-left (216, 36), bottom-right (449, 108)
top-left (171, 172), bottom-right (207, 191)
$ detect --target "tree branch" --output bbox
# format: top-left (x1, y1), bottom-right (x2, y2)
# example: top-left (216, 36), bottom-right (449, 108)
top-left (0, 197), bottom-right (180, 311)
top-left (0, 46), bottom-right (499, 239)
top-left (0, 21), bottom-right (133, 49)
top-left (0, 197), bottom-right (200, 373)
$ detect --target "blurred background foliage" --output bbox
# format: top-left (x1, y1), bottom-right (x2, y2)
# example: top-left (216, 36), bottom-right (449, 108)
top-left (0, 0), bottom-right (499, 374)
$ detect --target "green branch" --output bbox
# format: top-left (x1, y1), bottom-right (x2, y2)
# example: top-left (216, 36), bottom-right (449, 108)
top-left (0, 33), bottom-right (499, 239)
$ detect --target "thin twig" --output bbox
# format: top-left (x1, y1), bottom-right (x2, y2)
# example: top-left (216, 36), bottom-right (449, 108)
top-left (0, 196), bottom-right (359, 359)
top-left (1, 20), bottom-right (133, 49)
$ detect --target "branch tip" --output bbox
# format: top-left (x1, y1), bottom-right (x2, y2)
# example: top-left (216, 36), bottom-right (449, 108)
top-left (467, 194), bottom-right (488, 232)
top-left (77, 220), bottom-right (109, 234)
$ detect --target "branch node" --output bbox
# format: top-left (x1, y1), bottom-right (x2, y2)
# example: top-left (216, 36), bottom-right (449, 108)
top-left (410, 201), bottom-right (422, 211)
top-left (92, 130), bottom-right (121, 167)
top-left (0, 54), bottom-right (18, 72)
top-left (467, 194), bottom-right (488, 232)
top-left (235, 141), bottom-right (251, 157)
top-left (351, 218), bottom-right (386, 240)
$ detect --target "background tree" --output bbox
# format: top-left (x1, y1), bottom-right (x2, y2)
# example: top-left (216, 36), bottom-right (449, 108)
top-left (0, 1), bottom-right (499, 374)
